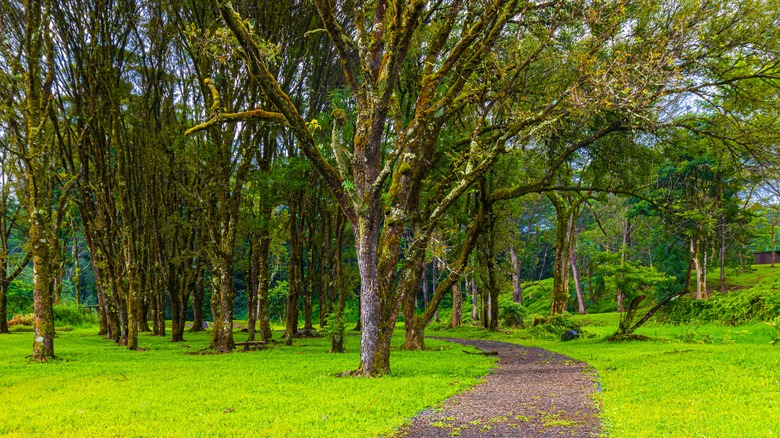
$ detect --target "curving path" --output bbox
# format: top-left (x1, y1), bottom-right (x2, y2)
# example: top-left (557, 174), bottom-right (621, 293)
top-left (396, 338), bottom-right (601, 437)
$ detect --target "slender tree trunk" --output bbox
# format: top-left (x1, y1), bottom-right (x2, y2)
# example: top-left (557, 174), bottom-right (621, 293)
top-left (450, 284), bottom-right (462, 328)
top-left (209, 274), bottom-right (221, 348)
top-left (432, 261), bottom-right (439, 323)
top-left (285, 200), bottom-right (301, 344)
top-left (90, 247), bottom-right (108, 336)
top-left (155, 274), bottom-right (165, 337)
top-left (692, 237), bottom-right (704, 300)
top-left (0, 277), bottom-right (8, 334)
top-left (302, 229), bottom-right (314, 336)
top-left (421, 265), bottom-right (429, 310)
top-left (617, 217), bottom-right (630, 312)
top-left (570, 241), bottom-right (586, 314)
top-left (771, 211), bottom-right (776, 267)
top-left (471, 275), bottom-right (479, 321)
top-left (170, 266), bottom-right (184, 342)
top-left (190, 269), bottom-right (205, 332)
top-left (246, 241), bottom-right (257, 342)
top-left (719, 215), bottom-right (726, 291)
top-left (256, 213), bottom-right (273, 342)
top-left (703, 243), bottom-right (708, 299)
top-left (484, 226), bottom-right (499, 331)
top-left (509, 245), bottom-right (522, 304)
top-left (71, 225), bottom-right (80, 306)
top-left (330, 212), bottom-right (346, 353)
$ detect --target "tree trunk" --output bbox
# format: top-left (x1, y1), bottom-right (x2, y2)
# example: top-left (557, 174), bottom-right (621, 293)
top-left (550, 213), bottom-right (572, 315)
top-left (509, 245), bottom-right (523, 305)
top-left (330, 212), bottom-right (346, 353)
top-left (30, 218), bottom-right (56, 361)
top-left (450, 283), bottom-right (462, 328)
top-left (23, 0), bottom-right (56, 362)
top-left (215, 255), bottom-right (236, 353)
top-left (432, 261), bottom-right (439, 323)
top-left (692, 237), bottom-right (705, 300)
top-left (703, 243), bottom-right (708, 298)
top-left (481, 212), bottom-right (498, 330)
top-left (302, 234), bottom-right (314, 336)
top-left (771, 211), bottom-right (776, 267)
top-left (285, 200), bottom-right (301, 344)
top-left (570, 241), bottom-right (586, 314)
top-left (354, 215), bottom-right (382, 375)
top-left (91, 247), bottom-right (108, 336)
top-left (719, 215), bottom-right (726, 291)
top-left (71, 225), bottom-right (80, 306)
top-left (0, 278), bottom-right (8, 334)
top-left (549, 193), bottom-right (578, 316)
top-left (246, 241), bottom-right (257, 342)
top-left (155, 274), bottom-right (165, 337)
top-left (256, 216), bottom-right (273, 342)
top-left (170, 266), bottom-right (185, 342)
top-left (209, 274), bottom-right (221, 348)
top-left (421, 265), bottom-right (429, 310)
top-left (471, 275), bottom-right (479, 321)
top-left (190, 269), bottom-right (205, 332)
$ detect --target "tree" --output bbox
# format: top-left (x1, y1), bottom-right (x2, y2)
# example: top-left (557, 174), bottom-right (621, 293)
top-left (0, 0), bottom-right (71, 360)
top-left (194, 0), bottom-right (780, 374)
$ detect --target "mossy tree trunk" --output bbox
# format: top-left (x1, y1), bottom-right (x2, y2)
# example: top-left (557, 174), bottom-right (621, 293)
top-left (548, 191), bottom-right (581, 316)
top-left (450, 283), bottom-right (462, 328)
top-left (330, 212), bottom-right (347, 353)
top-left (20, 0), bottom-right (62, 361)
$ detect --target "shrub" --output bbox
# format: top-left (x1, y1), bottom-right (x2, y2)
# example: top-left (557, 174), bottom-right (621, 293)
top-left (8, 313), bottom-right (34, 327)
top-left (500, 301), bottom-right (530, 328)
top-left (53, 302), bottom-right (98, 327)
top-left (322, 312), bottom-right (346, 352)
top-left (268, 280), bottom-right (289, 325)
top-left (515, 312), bottom-right (582, 340)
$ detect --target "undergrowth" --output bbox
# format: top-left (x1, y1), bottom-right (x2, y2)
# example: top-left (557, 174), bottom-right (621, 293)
top-left (656, 279), bottom-right (780, 326)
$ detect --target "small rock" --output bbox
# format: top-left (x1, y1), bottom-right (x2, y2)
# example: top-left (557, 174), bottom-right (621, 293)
top-left (561, 330), bottom-right (579, 341)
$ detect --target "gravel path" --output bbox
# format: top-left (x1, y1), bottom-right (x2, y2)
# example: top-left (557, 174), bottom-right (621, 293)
top-left (396, 338), bottom-right (601, 437)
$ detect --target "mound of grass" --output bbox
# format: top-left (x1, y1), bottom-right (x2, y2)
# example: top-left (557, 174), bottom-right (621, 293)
top-left (0, 325), bottom-right (494, 437)
top-left (707, 264), bottom-right (780, 290)
top-left (656, 279), bottom-right (780, 326)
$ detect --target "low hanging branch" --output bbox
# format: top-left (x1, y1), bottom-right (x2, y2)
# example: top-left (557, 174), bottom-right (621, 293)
top-left (184, 78), bottom-right (286, 136)
top-left (627, 258), bottom-right (695, 334)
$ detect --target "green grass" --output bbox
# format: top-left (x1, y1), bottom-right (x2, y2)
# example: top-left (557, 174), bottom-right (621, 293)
top-left (519, 278), bottom-right (555, 314)
top-left (707, 264), bottom-right (780, 289)
top-left (0, 327), bottom-right (495, 437)
top-left (432, 313), bottom-right (780, 437)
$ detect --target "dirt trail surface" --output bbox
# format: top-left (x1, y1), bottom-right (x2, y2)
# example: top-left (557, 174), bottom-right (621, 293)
top-left (396, 338), bottom-right (600, 438)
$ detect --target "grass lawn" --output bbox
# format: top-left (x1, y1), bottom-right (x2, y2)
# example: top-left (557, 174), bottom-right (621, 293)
top-left (432, 313), bottom-right (780, 437)
top-left (708, 263), bottom-right (780, 289)
top-left (0, 326), bottom-right (494, 437)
